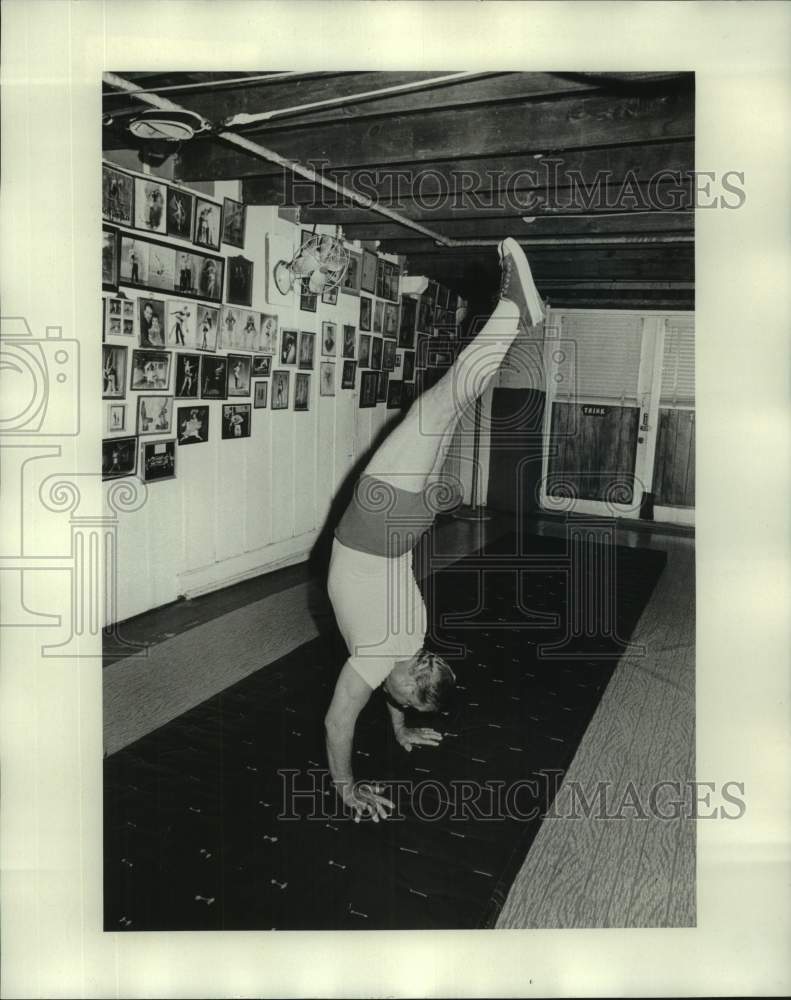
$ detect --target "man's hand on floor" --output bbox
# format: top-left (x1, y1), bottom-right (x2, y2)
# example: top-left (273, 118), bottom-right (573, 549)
top-left (341, 782), bottom-right (394, 823)
top-left (395, 727), bottom-right (443, 752)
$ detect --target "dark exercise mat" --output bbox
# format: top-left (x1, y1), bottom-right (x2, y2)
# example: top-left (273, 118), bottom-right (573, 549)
top-left (104, 531), bottom-right (666, 931)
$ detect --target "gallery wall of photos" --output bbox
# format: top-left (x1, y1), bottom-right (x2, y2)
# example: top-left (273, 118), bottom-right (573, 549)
top-left (102, 161), bottom-right (461, 487)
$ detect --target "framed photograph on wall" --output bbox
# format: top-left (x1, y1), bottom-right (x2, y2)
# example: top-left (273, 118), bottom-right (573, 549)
top-left (259, 313), bottom-right (278, 354)
top-left (300, 277), bottom-right (318, 313)
top-left (358, 334), bottom-right (371, 368)
top-left (373, 299), bottom-right (384, 334)
top-left (222, 197), bottom-right (246, 248)
top-left (382, 339), bottom-right (396, 371)
top-left (375, 258), bottom-right (386, 299)
top-left (227, 354), bottom-right (252, 397)
top-left (137, 394), bottom-right (174, 436)
top-left (370, 336), bottom-right (383, 371)
top-left (322, 321), bottom-right (337, 357)
top-left (383, 301), bottom-right (399, 339)
top-left (102, 164), bottom-right (134, 227)
top-left (106, 402), bottom-right (126, 433)
top-left (200, 355), bottom-right (228, 399)
top-left (177, 404), bottom-right (209, 445)
top-left (321, 284), bottom-right (339, 306)
top-left (398, 295), bottom-right (417, 349)
top-left (102, 436), bottom-right (137, 481)
top-left (102, 226), bottom-right (119, 291)
top-left (194, 197), bottom-right (222, 251)
top-left (196, 304), bottom-right (220, 352)
top-left (271, 370), bottom-right (290, 409)
top-left (102, 344), bottom-right (127, 399)
top-left (166, 301), bottom-right (196, 349)
top-left (341, 251), bottom-right (361, 296)
top-left (174, 353), bottom-right (200, 398)
top-left (342, 324), bottom-right (356, 359)
top-left (130, 349), bottom-right (170, 391)
top-left (359, 296), bottom-right (372, 332)
top-left (298, 331), bottom-right (316, 370)
top-left (222, 403), bottom-right (251, 439)
top-left (359, 370), bottom-right (377, 408)
top-left (226, 255), bottom-right (254, 307)
top-left (134, 177), bottom-right (167, 235)
top-left (360, 249), bottom-right (378, 294)
top-left (402, 350), bottom-right (415, 382)
top-left (219, 305), bottom-right (244, 351)
top-left (251, 355), bottom-right (272, 378)
top-left (376, 370), bottom-right (389, 404)
top-left (166, 186), bottom-right (194, 240)
top-left (294, 373), bottom-right (310, 411)
top-left (119, 235), bottom-right (150, 288)
top-left (386, 379), bottom-right (403, 410)
top-left (141, 438), bottom-right (176, 483)
top-left (146, 242), bottom-right (177, 293)
top-left (138, 297), bottom-right (166, 348)
top-left (253, 380), bottom-right (268, 408)
top-left (197, 254), bottom-right (224, 302)
top-left (105, 296), bottom-right (136, 339)
top-left (341, 360), bottom-right (357, 389)
top-left (280, 329), bottom-right (298, 365)
top-left (319, 361), bottom-right (335, 397)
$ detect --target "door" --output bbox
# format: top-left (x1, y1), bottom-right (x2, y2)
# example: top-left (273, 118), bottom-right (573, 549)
top-left (540, 309), bottom-right (693, 522)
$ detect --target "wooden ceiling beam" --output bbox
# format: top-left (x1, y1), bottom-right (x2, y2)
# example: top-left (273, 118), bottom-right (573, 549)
top-left (175, 87), bottom-right (693, 181)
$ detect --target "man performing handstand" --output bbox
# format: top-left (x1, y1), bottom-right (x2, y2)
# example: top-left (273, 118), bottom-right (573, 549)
top-left (325, 238), bottom-right (544, 822)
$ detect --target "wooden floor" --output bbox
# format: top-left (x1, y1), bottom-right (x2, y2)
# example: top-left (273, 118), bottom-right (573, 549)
top-left (496, 519), bottom-right (695, 928)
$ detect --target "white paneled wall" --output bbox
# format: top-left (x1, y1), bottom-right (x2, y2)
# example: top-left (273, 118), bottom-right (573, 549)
top-left (103, 169), bottom-right (402, 625)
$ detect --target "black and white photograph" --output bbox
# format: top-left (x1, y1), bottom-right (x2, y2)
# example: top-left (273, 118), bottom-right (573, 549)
top-left (321, 320), bottom-right (337, 356)
top-left (222, 402), bottom-right (251, 439)
top-left (105, 402), bottom-right (126, 433)
top-left (370, 335), bottom-right (383, 370)
top-left (341, 323), bottom-right (356, 359)
top-left (358, 368), bottom-right (377, 408)
top-left (359, 294), bottom-right (372, 331)
top-left (166, 186), bottom-right (194, 240)
top-left (221, 196), bottom-right (246, 248)
top-left (270, 369), bottom-right (290, 410)
top-left (129, 348), bottom-right (170, 391)
top-left (253, 380), bottom-right (268, 409)
top-left (138, 297), bottom-right (166, 347)
top-left (174, 352), bottom-right (200, 397)
top-left (199, 355), bottom-right (228, 400)
top-left (12, 50), bottom-right (756, 1000)
top-left (177, 404), bottom-right (209, 445)
top-left (298, 330), bottom-right (315, 370)
top-left (102, 163), bottom-right (133, 226)
top-left (134, 176), bottom-right (167, 234)
top-left (193, 196), bottom-right (222, 251)
top-left (101, 435), bottom-right (137, 481)
top-left (319, 361), bottom-right (335, 397)
top-left (196, 303), bottom-right (219, 352)
top-left (166, 300), bottom-right (195, 348)
top-left (358, 333), bottom-right (371, 368)
top-left (293, 372), bottom-right (310, 411)
top-left (341, 359), bottom-right (357, 390)
top-left (251, 354), bottom-right (272, 378)
top-left (136, 394), bottom-right (174, 436)
top-left (102, 225), bottom-right (118, 290)
top-left (226, 254), bottom-right (254, 306)
top-left (226, 354), bottom-right (252, 397)
top-left (279, 328), bottom-right (297, 365)
top-left (104, 295), bottom-right (135, 338)
top-left (102, 343), bottom-right (127, 399)
top-left (140, 438), bottom-right (176, 483)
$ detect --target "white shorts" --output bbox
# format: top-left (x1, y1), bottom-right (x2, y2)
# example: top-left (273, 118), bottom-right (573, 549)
top-left (327, 537), bottom-right (427, 689)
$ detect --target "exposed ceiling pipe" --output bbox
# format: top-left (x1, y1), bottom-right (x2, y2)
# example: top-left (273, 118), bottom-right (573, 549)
top-left (102, 71), bottom-right (305, 98)
top-left (102, 73), bottom-right (694, 251)
top-left (222, 71), bottom-right (500, 127)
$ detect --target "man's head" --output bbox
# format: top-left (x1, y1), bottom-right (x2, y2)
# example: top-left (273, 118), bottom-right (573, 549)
top-left (383, 648), bottom-right (456, 713)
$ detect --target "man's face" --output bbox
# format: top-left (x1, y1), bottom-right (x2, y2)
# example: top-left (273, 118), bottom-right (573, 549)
top-left (383, 660), bottom-right (425, 712)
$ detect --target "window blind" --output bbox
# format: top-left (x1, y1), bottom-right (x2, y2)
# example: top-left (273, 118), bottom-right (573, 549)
top-left (660, 316), bottom-right (695, 405)
top-left (554, 312), bottom-right (644, 402)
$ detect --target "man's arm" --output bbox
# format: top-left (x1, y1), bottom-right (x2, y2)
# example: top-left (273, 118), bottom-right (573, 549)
top-left (386, 699), bottom-right (444, 752)
top-left (325, 661), bottom-right (394, 822)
